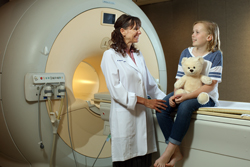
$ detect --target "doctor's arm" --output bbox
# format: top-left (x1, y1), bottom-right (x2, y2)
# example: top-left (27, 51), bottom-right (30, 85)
top-left (137, 96), bottom-right (167, 113)
top-left (138, 57), bottom-right (167, 112)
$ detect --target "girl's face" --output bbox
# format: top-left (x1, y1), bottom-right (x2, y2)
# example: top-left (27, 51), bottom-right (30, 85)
top-left (122, 24), bottom-right (141, 45)
top-left (192, 23), bottom-right (212, 48)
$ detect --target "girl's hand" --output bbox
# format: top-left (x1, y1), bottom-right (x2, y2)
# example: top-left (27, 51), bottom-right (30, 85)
top-left (144, 99), bottom-right (167, 113)
top-left (169, 95), bottom-right (176, 108)
top-left (174, 93), bottom-right (188, 104)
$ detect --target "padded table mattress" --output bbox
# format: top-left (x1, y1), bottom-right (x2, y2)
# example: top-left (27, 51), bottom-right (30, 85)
top-left (197, 100), bottom-right (250, 120)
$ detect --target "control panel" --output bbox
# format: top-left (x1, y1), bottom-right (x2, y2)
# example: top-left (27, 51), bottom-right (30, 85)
top-left (32, 73), bottom-right (65, 84)
top-left (25, 73), bottom-right (66, 101)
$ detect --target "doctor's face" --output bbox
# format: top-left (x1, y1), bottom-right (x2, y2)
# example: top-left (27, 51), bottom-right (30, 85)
top-left (123, 24), bottom-right (141, 44)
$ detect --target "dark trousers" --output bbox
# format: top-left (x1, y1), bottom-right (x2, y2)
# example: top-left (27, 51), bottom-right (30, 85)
top-left (113, 154), bottom-right (152, 167)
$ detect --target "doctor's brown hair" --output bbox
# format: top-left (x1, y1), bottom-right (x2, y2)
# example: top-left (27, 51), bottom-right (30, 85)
top-left (193, 20), bottom-right (222, 53)
top-left (110, 14), bottom-right (141, 57)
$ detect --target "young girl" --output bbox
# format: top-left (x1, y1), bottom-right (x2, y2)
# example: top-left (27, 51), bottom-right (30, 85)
top-left (154, 21), bottom-right (223, 167)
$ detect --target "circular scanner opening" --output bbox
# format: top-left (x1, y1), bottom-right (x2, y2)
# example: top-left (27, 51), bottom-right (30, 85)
top-left (72, 61), bottom-right (99, 102)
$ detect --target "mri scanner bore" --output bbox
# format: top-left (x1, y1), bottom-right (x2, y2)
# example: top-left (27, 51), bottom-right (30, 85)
top-left (0, 1), bottom-right (167, 167)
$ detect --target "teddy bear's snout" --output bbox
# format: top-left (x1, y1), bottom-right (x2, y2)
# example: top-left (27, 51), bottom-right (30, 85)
top-left (190, 69), bottom-right (194, 73)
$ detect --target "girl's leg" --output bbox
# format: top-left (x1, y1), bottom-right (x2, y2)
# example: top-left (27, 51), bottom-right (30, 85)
top-left (155, 98), bottom-right (215, 167)
top-left (154, 92), bottom-right (176, 167)
top-left (154, 142), bottom-right (182, 167)
top-left (169, 98), bottom-right (215, 143)
top-left (154, 98), bottom-right (200, 167)
top-left (155, 92), bottom-right (175, 144)
top-left (166, 145), bottom-right (183, 167)
top-left (155, 99), bottom-right (202, 167)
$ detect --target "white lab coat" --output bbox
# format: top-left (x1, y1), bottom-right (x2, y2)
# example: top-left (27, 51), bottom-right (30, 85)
top-left (101, 48), bottom-right (166, 162)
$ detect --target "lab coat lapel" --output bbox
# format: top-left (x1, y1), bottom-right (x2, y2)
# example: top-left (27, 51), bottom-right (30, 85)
top-left (133, 52), bottom-right (144, 74)
top-left (125, 53), bottom-right (140, 72)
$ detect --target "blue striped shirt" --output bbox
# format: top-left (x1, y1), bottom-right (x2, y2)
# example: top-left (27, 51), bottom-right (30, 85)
top-left (176, 47), bottom-right (223, 106)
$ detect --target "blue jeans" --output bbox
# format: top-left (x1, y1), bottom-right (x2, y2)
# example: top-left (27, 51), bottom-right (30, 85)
top-left (156, 92), bottom-right (215, 145)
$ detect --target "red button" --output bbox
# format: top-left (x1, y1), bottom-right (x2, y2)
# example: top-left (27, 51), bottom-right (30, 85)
top-left (40, 77), bottom-right (43, 80)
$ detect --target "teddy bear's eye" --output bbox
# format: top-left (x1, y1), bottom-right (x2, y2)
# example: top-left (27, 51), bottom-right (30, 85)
top-left (188, 67), bottom-right (190, 69)
top-left (193, 67), bottom-right (195, 69)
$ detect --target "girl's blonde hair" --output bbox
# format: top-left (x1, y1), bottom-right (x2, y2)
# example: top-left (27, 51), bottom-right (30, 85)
top-left (194, 21), bottom-right (222, 53)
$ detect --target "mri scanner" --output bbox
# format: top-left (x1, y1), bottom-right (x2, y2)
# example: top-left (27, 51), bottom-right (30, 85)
top-left (1, 1), bottom-right (250, 167)
top-left (0, 0), bottom-right (167, 167)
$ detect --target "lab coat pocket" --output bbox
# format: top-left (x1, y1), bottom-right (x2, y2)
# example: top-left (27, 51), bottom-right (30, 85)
top-left (116, 109), bottom-right (136, 138)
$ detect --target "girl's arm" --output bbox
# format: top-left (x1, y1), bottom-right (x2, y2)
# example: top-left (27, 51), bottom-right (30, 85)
top-left (175, 80), bottom-right (217, 104)
top-left (169, 80), bottom-right (178, 107)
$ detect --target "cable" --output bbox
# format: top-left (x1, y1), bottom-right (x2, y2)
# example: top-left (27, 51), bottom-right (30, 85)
top-left (65, 90), bottom-right (78, 167)
top-left (92, 134), bottom-right (111, 167)
top-left (38, 83), bottom-right (107, 166)
top-left (57, 85), bottom-right (65, 120)
top-left (38, 84), bottom-right (45, 149)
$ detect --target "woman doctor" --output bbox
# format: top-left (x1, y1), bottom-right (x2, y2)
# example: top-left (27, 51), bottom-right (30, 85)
top-left (101, 14), bottom-right (167, 167)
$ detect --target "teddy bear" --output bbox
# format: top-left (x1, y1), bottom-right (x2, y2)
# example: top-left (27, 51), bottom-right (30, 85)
top-left (174, 56), bottom-right (212, 105)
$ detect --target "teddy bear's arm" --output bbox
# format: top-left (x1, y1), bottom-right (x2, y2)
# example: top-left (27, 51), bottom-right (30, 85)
top-left (201, 75), bottom-right (212, 85)
top-left (174, 76), bottom-right (186, 89)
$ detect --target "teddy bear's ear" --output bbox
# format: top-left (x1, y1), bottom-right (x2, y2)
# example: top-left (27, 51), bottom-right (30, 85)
top-left (197, 56), bottom-right (204, 64)
top-left (181, 57), bottom-right (187, 65)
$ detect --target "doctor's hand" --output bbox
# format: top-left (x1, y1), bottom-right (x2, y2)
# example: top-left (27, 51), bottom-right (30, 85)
top-left (144, 99), bottom-right (167, 113)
